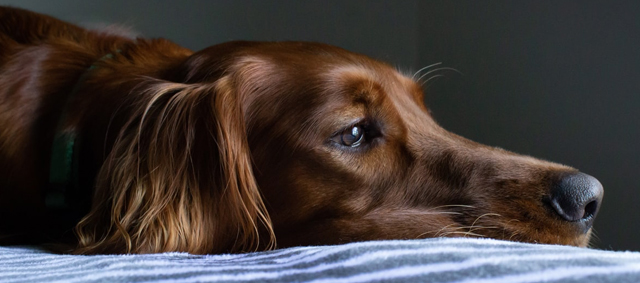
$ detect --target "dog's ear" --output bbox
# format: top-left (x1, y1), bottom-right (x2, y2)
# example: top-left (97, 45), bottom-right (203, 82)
top-left (74, 77), bottom-right (275, 254)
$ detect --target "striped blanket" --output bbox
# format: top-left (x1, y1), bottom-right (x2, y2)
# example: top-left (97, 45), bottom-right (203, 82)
top-left (1, 238), bottom-right (640, 282)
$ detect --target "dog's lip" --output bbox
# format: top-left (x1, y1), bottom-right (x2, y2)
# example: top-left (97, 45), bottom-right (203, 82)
top-left (575, 214), bottom-right (596, 234)
top-left (482, 222), bottom-right (592, 247)
top-left (451, 205), bottom-right (596, 245)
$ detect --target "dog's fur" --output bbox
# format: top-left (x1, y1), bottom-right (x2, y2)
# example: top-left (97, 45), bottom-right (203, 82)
top-left (0, 7), bottom-right (602, 254)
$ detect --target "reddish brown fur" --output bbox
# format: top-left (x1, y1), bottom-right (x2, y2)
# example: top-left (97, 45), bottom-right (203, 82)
top-left (0, 7), bottom-right (598, 254)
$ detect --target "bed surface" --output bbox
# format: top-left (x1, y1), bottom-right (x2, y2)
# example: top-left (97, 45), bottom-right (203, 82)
top-left (2, 238), bottom-right (640, 283)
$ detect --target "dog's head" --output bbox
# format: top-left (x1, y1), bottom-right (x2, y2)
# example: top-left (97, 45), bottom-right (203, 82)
top-left (77, 41), bottom-right (603, 254)
top-left (182, 41), bottom-right (603, 247)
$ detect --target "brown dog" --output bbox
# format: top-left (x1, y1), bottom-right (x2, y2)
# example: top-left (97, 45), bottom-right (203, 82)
top-left (0, 7), bottom-right (603, 254)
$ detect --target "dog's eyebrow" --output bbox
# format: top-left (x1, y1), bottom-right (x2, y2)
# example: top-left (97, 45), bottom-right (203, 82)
top-left (325, 65), bottom-right (388, 107)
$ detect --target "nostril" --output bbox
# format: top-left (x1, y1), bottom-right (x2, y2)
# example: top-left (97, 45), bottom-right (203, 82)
top-left (549, 172), bottom-right (604, 224)
top-left (583, 199), bottom-right (598, 219)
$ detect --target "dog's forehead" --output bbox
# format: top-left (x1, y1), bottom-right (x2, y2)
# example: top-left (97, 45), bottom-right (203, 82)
top-left (324, 64), bottom-right (425, 109)
top-left (234, 51), bottom-right (436, 141)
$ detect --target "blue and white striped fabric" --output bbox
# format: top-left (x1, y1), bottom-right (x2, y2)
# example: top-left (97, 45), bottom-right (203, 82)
top-left (2, 238), bottom-right (640, 282)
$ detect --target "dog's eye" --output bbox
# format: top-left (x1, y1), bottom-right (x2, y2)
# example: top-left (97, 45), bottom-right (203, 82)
top-left (340, 125), bottom-right (365, 147)
top-left (330, 121), bottom-right (380, 149)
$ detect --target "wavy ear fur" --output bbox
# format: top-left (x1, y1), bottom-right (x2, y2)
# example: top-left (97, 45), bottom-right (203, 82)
top-left (74, 77), bottom-right (275, 254)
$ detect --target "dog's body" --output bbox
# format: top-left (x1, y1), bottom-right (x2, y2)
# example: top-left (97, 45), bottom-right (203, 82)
top-left (0, 7), bottom-right (603, 254)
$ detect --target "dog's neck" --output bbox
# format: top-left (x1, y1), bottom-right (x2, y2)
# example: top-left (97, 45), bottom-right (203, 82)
top-left (46, 51), bottom-right (120, 210)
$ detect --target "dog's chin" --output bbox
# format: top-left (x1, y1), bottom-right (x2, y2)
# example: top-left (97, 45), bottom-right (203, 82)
top-left (487, 228), bottom-right (593, 247)
top-left (579, 229), bottom-right (594, 247)
top-left (566, 229), bottom-right (593, 248)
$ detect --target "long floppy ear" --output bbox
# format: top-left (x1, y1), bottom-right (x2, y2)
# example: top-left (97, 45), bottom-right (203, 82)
top-left (74, 77), bottom-right (275, 254)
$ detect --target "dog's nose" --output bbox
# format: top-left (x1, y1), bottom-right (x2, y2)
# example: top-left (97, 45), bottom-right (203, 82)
top-left (549, 172), bottom-right (603, 229)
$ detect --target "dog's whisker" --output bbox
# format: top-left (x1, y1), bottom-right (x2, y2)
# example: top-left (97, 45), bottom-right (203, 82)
top-left (505, 218), bottom-right (522, 225)
top-left (464, 231), bottom-right (488, 238)
top-left (587, 228), bottom-right (601, 248)
top-left (432, 204), bottom-right (477, 210)
top-left (421, 74), bottom-right (445, 88)
top-left (386, 210), bottom-right (464, 217)
top-left (467, 225), bottom-right (500, 231)
top-left (448, 225), bottom-right (500, 237)
top-left (470, 213), bottom-right (502, 228)
top-left (457, 213), bottom-right (502, 238)
top-left (417, 223), bottom-right (460, 238)
top-left (439, 231), bottom-right (487, 238)
top-left (416, 67), bottom-right (462, 83)
top-left (428, 224), bottom-right (498, 239)
top-left (425, 211), bottom-right (464, 216)
top-left (411, 62), bottom-right (442, 80)
top-left (508, 231), bottom-right (520, 242)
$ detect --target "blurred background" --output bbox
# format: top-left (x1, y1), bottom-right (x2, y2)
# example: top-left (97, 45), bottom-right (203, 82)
top-left (2, 0), bottom-right (638, 251)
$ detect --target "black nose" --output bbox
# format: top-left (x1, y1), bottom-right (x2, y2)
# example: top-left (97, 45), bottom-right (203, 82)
top-left (549, 172), bottom-right (603, 229)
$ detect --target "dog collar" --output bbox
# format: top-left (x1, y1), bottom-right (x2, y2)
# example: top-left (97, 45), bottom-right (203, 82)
top-left (46, 52), bottom-right (117, 209)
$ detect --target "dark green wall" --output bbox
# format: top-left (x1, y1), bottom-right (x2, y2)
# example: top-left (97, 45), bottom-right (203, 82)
top-left (418, 1), bottom-right (640, 251)
top-left (4, 0), bottom-right (420, 68)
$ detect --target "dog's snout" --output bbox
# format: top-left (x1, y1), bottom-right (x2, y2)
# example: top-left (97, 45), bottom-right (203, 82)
top-left (549, 172), bottom-right (603, 229)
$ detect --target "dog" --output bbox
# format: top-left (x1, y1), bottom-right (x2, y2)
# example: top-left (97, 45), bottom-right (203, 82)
top-left (0, 7), bottom-right (603, 254)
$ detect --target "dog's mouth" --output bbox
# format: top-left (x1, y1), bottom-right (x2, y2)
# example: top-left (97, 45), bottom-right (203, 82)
top-left (493, 225), bottom-right (593, 247)
top-left (437, 213), bottom-right (592, 247)
top-left (439, 200), bottom-right (597, 247)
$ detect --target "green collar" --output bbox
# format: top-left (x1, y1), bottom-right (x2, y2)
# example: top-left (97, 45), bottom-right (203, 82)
top-left (46, 52), bottom-right (117, 209)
